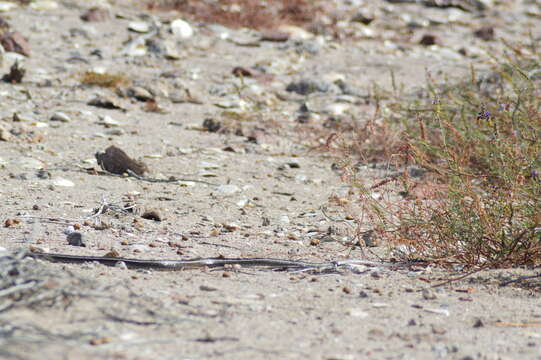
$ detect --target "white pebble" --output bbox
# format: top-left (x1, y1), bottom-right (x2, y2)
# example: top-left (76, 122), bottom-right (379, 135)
top-left (128, 21), bottom-right (150, 33)
top-left (51, 178), bottom-right (75, 187)
top-left (50, 112), bottom-right (71, 122)
top-left (171, 19), bottom-right (193, 39)
top-left (216, 184), bottom-right (240, 195)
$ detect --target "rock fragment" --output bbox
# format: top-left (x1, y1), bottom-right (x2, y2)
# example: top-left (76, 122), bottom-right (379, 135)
top-left (286, 79), bottom-right (330, 95)
top-left (474, 26), bottom-right (495, 41)
top-left (141, 209), bottom-right (162, 221)
top-left (2, 60), bottom-right (24, 83)
top-left (67, 232), bottom-right (85, 247)
top-left (419, 34), bottom-right (438, 46)
top-left (80, 7), bottom-right (109, 22)
top-left (50, 112), bottom-right (71, 122)
top-left (260, 29), bottom-right (289, 42)
top-left (87, 95), bottom-right (124, 110)
top-left (0, 31), bottom-right (30, 56)
top-left (128, 21), bottom-right (150, 33)
top-left (0, 123), bottom-right (11, 141)
top-left (95, 145), bottom-right (148, 175)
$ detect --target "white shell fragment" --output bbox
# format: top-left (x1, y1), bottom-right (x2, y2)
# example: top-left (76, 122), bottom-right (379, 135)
top-left (171, 19), bottom-right (194, 39)
top-left (29, 1), bottom-right (58, 10)
top-left (216, 184), bottom-right (240, 195)
top-left (50, 112), bottom-right (71, 122)
top-left (51, 178), bottom-right (75, 187)
top-left (0, 1), bottom-right (18, 12)
top-left (128, 21), bottom-right (150, 33)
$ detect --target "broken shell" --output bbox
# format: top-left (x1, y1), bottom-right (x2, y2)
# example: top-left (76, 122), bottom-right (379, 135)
top-left (50, 111), bottom-right (71, 122)
top-left (128, 21), bottom-right (150, 33)
top-left (29, 1), bottom-right (58, 10)
top-left (98, 115), bottom-right (120, 127)
top-left (171, 19), bottom-right (193, 39)
top-left (216, 184), bottom-right (240, 195)
top-left (0, 2), bottom-right (18, 12)
top-left (51, 177), bottom-right (75, 187)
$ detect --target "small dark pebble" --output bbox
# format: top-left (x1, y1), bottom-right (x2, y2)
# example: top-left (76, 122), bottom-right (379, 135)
top-left (199, 285), bottom-right (218, 292)
top-left (286, 79), bottom-right (329, 95)
top-left (287, 162), bottom-right (300, 169)
top-left (260, 29), bottom-right (289, 42)
top-left (2, 61), bottom-right (25, 84)
top-left (36, 170), bottom-right (51, 179)
top-left (67, 232), bottom-right (85, 247)
top-left (87, 95), bottom-right (124, 110)
top-left (351, 10), bottom-right (375, 25)
top-left (419, 34), bottom-right (438, 46)
top-left (141, 209), bottom-right (162, 221)
top-left (474, 26), bottom-right (495, 41)
top-left (359, 290), bottom-right (369, 298)
top-left (202, 118), bottom-right (222, 133)
top-left (473, 319), bottom-right (484, 328)
top-left (80, 7), bottom-right (109, 22)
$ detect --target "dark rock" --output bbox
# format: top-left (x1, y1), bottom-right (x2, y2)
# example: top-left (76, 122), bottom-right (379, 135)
top-left (36, 170), bottom-right (51, 179)
top-left (2, 61), bottom-right (25, 84)
top-left (474, 26), bottom-right (495, 41)
top-left (473, 319), bottom-right (484, 328)
top-left (67, 232), bottom-right (85, 247)
top-left (87, 95), bottom-right (124, 110)
top-left (286, 79), bottom-right (330, 95)
top-left (0, 31), bottom-right (30, 56)
top-left (80, 7), bottom-right (109, 22)
top-left (419, 34), bottom-right (438, 46)
top-left (141, 209), bottom-right (162, 221)
top-left (95, 145), bottom-right (148, 176)
top-left (203, 118), bottom-right (222, 133)
top-left (351, 9), bottom-right (375, 25)
top-left (260, 29), bottom-right (289, 42)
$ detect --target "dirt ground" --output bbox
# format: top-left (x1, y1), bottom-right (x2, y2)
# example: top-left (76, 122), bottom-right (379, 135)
top-left (0, 1), bottom-right (540, 359)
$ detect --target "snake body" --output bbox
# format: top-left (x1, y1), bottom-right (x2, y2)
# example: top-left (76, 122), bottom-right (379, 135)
top-left (26, 252), bottom-right (331, 271)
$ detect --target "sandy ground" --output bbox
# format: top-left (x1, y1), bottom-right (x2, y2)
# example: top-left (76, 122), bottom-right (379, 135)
top-left (0, 1), bottom-right (540, 359)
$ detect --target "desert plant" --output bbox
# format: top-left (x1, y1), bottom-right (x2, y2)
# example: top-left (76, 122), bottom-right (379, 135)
top-left (353, 46), bottom-right (541, 268)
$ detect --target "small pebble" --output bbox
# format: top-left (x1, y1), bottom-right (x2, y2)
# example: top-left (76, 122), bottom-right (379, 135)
top-left (115, 261), bottom-right (128, 270)
top-left (171, 19), bottom-right (193, 39)
top-left (141, 209), bottom-right (162, 221)
top-left (422, 289), bottom-right (437, 300)
top-left (67, 232), bottom-right (85, 247)
top-left (50, 112), bottom-right (71, 122)
top-left (473, 319), bottom-right (484, 328)
top-left (216, 184), bottom-right (240, 195)
top-left (128, 21), bottom-right (150, 33)
top-left (199, 285), bottom-right (218, 292)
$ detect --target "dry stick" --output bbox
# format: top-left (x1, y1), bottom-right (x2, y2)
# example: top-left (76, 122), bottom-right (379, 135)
top-left (499, 273), bottom-right (541, 287)
top-left (431, 268), bottom-right (486, 288)
top-left (26, 252), bottom-right (413, 272)
top-left (199, 241), bottom-right (243, 250)
top-left (126, 169), bottom-right (218, 186)
top-left (18, 199), bottom-right (111, 224)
